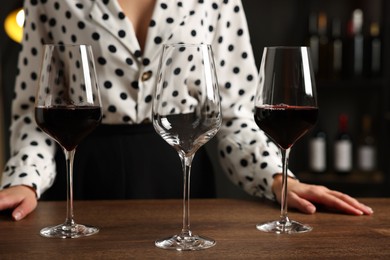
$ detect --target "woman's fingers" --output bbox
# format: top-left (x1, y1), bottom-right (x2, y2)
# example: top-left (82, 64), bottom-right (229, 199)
top-left (280, 179), bottom-right (374, 215)
top-left (12, 195), bottom-right (37, 221)
top-left (328, 190), bottom-right (373, 215)
top-left (0, 186), bottom-right (38, 221)
top-left (286, 191), bottom-right (317, 214)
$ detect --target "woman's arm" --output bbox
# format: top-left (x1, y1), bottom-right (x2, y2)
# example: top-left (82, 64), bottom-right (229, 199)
top-left (0, 1), bottom-right (57, 219)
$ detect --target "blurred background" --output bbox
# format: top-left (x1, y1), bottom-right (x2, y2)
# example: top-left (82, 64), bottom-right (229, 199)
top-left (1, 0), bottom-right (389, 198)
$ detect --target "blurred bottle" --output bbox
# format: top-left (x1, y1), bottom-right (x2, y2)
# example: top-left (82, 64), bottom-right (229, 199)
top-left (329, 18), bottom-right (343, 79)
top-left (317, 11), bottom-right (329, 79)
top-left (309, 128), bottom-right (327, 173)
top-left (308, 12), bottom-right (319, 75)
top-left (364, 22), bottom-right (382, 77)
top-left (357, 114), bottom-right (376, 172)
top-left (344, 9), bottom-right (364, 77)
top-left (334, 114), bottom-right (353, 174)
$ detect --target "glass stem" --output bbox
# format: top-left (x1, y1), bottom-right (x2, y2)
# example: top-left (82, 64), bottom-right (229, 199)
top-left (280, 148), bottom-right (291, 225)
top-left (180, 153), bottom-right (194, 237)
top-left (64, 148), bottom-right (76, 226)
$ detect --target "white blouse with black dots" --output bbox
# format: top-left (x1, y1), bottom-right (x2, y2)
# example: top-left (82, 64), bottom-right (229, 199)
top-left (1, 0), bottom-right (293, 200)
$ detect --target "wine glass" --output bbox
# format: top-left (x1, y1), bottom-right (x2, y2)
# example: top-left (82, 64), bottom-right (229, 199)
top-left (152, 43), bottom-right (222, 250)
top-left (254, 46), bottom-right (318, 234)
top-left (35, 44), bottom-right (102, 238)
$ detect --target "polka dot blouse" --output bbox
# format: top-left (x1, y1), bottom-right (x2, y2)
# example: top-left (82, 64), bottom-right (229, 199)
top-left (1, 0), bottom-right (293, 200)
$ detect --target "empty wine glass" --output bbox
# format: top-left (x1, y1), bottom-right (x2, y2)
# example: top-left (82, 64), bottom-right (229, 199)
top-left (35, 44), bottom-right (102, 238)
top-left (254, 46), bottom-right (318, 234)
top-left (152, 43), bottom-right (222, 250)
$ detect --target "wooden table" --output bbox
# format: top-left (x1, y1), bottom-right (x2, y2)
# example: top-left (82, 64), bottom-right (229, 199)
top-left (0, 198), bottom-right (389, 259)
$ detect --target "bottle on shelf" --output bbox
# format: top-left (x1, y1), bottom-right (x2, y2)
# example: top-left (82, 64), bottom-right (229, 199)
top-left (344, 9), bottom-right (364, 78)
top-left (308, 12), bottom-right (319, 75)
top-left (329, 18), bottom-right (343, 79)
top-left (357, 114), bottom-right (376, 172)
top-left (308, 128), bottom-right (327, 173)
top-left (334, 114), bottom-right (353, 174)
top-left (364, 22), bottom-right (382, 77)
top-left (317, 11), bottom-right (329, 79)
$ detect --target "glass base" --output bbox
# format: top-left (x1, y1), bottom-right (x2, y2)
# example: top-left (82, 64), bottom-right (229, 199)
top-left (256, 219), bottom-right (312, 234)
top-left (40, 223), bottom-right (99, 238)
top-left (155, 234), bottom-right (216, 251)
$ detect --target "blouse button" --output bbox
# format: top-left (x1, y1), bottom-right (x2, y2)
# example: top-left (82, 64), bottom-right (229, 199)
top-left (141, 71), bottom-right (153, 81)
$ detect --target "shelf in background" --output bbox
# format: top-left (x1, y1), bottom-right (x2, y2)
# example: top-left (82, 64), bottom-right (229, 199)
top-left (298, 170), bottom-right (384, 184)
top-left (316, 78), bottom-right (387, 89)
top-left (297, 171), bottom-right (387, 197)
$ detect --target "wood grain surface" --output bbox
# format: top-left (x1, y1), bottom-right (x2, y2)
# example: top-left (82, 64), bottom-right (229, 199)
top-left (0, 198), bottom-right (389, 259)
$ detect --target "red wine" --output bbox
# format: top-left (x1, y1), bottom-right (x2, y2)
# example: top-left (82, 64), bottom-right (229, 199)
top-left (254, 105), bottom-right (318, 149)
top-left (35, 106), bottom-right (102, 151)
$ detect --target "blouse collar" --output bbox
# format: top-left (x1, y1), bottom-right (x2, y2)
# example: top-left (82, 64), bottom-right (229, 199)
top-left (88, 0), bottom-right (189, 61)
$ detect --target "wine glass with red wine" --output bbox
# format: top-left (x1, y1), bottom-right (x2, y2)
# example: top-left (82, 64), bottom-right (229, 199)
top-left (254, 46), bottom-right (318, 234)
top-left (152, 43), bottom-right (221, 250)
top-left (35, 44), bottom-right (102, 238)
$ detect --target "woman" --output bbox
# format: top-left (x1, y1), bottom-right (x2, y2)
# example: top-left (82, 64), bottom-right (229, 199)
top-left (0, 0), bottom-right (372, 221)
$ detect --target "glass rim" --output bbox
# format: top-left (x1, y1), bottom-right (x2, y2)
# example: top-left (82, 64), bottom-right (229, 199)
top-left (264, 46), bottom-right (310, 50)
top-left (162, 43), bottom-right (212, 48)
top-left (42, 43), bottom-right (92, 48)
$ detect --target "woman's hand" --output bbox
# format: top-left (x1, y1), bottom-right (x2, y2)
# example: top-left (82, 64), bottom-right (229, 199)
top-left (0, 186), bottom-right (37, 221)
top-left (272, 175), bottom-right (374, 215)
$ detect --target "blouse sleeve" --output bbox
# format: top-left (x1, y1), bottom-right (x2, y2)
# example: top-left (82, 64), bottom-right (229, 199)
top-left (0, 2), bottom-right (57, 198)
top-left (210, 0), bottom-right (295, 200)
